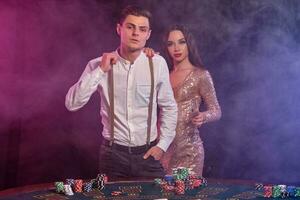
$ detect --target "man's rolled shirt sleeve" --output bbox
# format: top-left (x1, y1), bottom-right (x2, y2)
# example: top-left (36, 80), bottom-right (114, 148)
top-left (65, 58), bottom-right (105, 111)
top-left (155, 57), bottom-right (178, 152)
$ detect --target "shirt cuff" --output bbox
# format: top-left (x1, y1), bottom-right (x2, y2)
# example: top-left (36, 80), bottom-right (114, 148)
top-left (156, 139), bottom-right (172, 152)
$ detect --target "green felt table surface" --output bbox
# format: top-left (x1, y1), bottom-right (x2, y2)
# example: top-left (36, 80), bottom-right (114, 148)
top-left (0, 179), bottom-right (298, 200)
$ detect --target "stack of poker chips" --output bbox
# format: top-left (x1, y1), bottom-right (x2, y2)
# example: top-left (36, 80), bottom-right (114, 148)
top-left (83, 182), bottom-right (93, 192)
top-left (93, 173), bottom-right (108, 190)
top-left (64, 184), bottom-right (74, 196)
top-left (54, 181), bottom-right (74, 196)
top-left (154, 167), bottom-right (206, 195)
top-left (175, 180), bottom-right (185, 194)
top-left (255, 183), bottom-right (300, 198)
top-left (65, 178), bottom-right (75, 196)
top-left (54, 174), bottom-right (108, 196)
top-left (173, 167), bottom-right (189, 180)
top-left (65, 179), bottom-right (75, 195)
top-left (55, 182), bottom-right (64, 193)
top-left (74, 179), bottom-right (83, 193)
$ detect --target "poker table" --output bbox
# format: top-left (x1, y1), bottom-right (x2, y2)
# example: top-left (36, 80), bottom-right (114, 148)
top-left (0, 179), bottom-right (295, 200)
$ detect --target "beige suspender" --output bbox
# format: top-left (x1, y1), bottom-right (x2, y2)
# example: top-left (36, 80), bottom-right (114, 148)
top-left (108, 67), bottom-right (115, 146)
top-left (146, 57), bottom-right (154, 146)
top-left (108, 58), bottom-right (154, 146)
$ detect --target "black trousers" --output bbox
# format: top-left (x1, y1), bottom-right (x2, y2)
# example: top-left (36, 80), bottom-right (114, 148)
top-left (99, 139), bottom-right (165, 181)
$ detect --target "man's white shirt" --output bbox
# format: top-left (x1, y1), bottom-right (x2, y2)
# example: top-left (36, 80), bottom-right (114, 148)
top-left (65, 51), bottom-right (177, 152)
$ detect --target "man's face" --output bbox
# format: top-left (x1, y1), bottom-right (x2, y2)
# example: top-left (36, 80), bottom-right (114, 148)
top-left (117, 15), bottom-right (151, 52)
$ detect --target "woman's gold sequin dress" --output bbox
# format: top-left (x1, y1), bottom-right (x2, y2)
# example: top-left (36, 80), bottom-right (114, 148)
top-left (161, 68), bottom-right (221, 176)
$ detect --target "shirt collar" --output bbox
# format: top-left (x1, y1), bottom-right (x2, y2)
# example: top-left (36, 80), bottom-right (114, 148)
top-left (115, 48), bottom-right (145, 66)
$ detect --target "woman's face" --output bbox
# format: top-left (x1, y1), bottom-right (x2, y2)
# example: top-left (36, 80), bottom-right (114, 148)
top-left (167, 30), bottom-right (189, 64)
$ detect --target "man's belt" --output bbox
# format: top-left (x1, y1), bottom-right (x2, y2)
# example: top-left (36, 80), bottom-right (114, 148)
top-left (102, 139), bottom-right (158, 154)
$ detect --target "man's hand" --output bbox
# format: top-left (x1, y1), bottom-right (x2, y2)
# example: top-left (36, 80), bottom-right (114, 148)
top-left (143, 146), bottom-right (164, 160)
top-left (99, 52), bottom-right (118, 72)
top-left (143, 47), bottom-right (159, 58)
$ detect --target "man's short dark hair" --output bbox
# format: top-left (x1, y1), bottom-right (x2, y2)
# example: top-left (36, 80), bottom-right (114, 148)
top-left (119, 5), bottom-right (152, 27)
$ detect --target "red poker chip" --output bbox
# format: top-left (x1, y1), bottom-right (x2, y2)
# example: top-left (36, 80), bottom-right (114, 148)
top-left (111, 191), bottom-right (122, 196)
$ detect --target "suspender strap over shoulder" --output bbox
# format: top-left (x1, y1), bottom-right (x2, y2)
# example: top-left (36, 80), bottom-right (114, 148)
top-left (147, 57), bottom-right (155, 146)
top-left (108, 57), bottom-right (155, 147)
top-left (108, 65), bottom-right (114, 146)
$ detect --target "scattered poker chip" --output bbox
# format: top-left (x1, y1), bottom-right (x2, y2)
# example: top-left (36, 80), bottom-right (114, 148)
top-left (111, 191), bottom-right (122, 196)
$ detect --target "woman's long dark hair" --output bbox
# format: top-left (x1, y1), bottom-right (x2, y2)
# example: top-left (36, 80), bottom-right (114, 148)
top-left (163, 24), bottom-right (204, 70)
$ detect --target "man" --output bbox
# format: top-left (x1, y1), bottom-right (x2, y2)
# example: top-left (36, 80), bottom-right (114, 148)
top-left (65, 5), bottom-right (177, 180)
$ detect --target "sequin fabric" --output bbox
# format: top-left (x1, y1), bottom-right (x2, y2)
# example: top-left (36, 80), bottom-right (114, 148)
top-left (161, 68), bottom-right (221, 176)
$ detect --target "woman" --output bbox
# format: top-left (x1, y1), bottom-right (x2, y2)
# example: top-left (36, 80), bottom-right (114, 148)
top-left (160, 25), bottom-right (221, 176)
